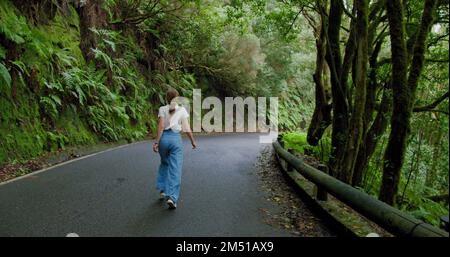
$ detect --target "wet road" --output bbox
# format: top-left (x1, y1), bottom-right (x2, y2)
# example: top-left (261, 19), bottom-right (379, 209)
top-left (0, 133), bottom-right (306, 236)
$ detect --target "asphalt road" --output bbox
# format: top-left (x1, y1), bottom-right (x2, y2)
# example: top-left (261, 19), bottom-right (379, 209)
top-left (0, 133), bottom-right (314, 236)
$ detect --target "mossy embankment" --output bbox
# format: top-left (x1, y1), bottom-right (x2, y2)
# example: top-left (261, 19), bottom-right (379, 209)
top-left (0, 1), bottom-right (164, 167)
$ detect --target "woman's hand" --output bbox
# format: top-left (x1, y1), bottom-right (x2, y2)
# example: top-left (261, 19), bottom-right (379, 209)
top-left (152, 142), bottom-right (159, 153)
top-left (185, 131), bottom-right (197, 149)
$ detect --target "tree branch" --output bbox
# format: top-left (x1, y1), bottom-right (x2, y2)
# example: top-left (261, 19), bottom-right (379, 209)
top-left (284, 7), bottom-right (304, 37)
top-left (340, 0), bottom-right (356, 20)
top-left (413, 91), bottom-right (449, 112)
top-left (425, 58), bottom-right (449, 63)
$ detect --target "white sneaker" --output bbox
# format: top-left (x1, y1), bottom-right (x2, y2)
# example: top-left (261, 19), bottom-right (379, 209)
top-left (159, 191), bottom-right (166, 200)
top-left (167, 199), bottom-right (177, 209)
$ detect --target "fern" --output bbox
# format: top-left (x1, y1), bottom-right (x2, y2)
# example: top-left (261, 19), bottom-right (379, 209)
top-left (40, 96), bottom-right (60, 120)
top-left (91, 48), bottom-right (114, 71)
top-left (74, 84), bottom-right (86, 105)
top-left (0, 62), bottom-right (11, 90)
top-left (10, 60), bottom-right (29, 76)
top-left (49, 94), bottom-right (62, 106)
top-left (44, 80), bottom-right (63, 92)
top-left (54, 48), bottom-right (78, 68)
top-left (103, 39), bottom-right (116, 52)
top-left (89, 28), bottom-right (119, 52)
top-left (0, 1), bottom-right (30, 44)
top-left (46, 131), bottom-right (68, 151)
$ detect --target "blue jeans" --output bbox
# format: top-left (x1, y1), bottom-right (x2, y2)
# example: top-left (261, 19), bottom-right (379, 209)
top-left (156, 129), bottom-right (183, 203)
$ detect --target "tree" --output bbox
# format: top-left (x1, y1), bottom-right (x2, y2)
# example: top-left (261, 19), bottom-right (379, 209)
top-left (380, 0), bottom-right (438, 205)
top-left (306, 0), bottom-right (389, 184)
top-left (76, 0), bottom-right (108, 63)
top-left (305, 1), bottom-right (332, 147)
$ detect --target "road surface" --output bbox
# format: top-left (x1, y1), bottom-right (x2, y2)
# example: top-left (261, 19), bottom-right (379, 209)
top-left (0, 133), bottom-right (329, 236)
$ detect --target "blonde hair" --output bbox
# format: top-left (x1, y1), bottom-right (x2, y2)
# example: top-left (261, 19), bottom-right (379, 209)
top-left (166, 88), bottom-right (179, 114)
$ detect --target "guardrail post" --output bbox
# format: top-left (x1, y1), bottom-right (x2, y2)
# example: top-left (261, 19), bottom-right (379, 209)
top-left (315, 164), bottom-right (328, 201)
top-left (286, 148), bottom-right (294, 172)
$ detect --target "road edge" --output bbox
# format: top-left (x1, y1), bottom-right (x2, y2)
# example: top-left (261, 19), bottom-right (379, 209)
top-left (0, 140), bottom-right (146, 187)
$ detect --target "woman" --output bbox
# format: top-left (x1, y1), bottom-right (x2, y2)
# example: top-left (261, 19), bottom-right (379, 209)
top-left (153, 88), bottom-right (197, 209)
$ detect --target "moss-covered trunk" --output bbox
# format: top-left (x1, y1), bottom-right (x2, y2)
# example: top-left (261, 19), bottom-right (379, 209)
top-left (380, 0), bottom-right (437, 205)
top-left (352, 24), bottom-right (388, 187)
top-left (76, 0), bottom-right (108, 63)
top-left (326, 0), bottom-right (349, 178)
top-left (307, 5), bottom-right (331, 146)
top-left (353, 89), bottom-right (392, 186)
top-left (335, 0), bottom-right (368, 183)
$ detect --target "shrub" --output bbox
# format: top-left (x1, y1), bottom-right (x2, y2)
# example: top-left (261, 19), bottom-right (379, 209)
top-left (282, 132), bottom-right (331, 163)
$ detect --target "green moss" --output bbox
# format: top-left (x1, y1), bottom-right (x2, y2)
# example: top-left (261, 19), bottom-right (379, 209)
top-left (282, 132), bottom-right (331, 163)
top-left (0, 0), bottom-right (161, 165)
top-left (55, 108), bottom-right (98, 146)
top-left (0, 73), bottom-right (46, 163)
top-left (0, 125), bottom-right (45, 163)
top-left (0, 1), bottom-right (89, 164)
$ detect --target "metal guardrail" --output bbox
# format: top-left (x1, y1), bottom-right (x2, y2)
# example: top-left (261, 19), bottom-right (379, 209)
top-left (273, 140), bottom-right (449, 237)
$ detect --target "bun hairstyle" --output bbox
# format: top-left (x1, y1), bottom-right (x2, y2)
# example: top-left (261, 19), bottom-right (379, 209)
top-left (166, 88), bottom-right (179, 114)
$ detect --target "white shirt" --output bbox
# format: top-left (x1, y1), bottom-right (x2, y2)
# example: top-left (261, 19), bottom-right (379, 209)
top-left (158, 105), bottom-right (190, 133)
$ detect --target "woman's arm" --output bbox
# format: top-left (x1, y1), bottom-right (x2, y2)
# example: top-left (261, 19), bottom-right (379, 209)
top-left (186, 131), bottom-right (197, 149)
top-left (182, 116), bottom-right (196, 149)
top-left (153, 117), bottom-right (165, 152)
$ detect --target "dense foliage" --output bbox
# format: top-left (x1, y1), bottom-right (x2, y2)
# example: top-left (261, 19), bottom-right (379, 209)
top-left (0, 0), bottom-right (448, 227)
top-left (268, 0), bottom-right (448, 226)
top-left (0, 0), bottom-right (314, 163)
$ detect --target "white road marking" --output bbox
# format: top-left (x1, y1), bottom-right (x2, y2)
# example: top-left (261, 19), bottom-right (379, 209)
top-left (0, 141), bottom-right (146, 187)
top-left (0, 133), bottom-right (227, 187)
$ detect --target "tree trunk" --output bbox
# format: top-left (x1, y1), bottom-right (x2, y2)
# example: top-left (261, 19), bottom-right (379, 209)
top-left (13, 0), bottom-right (61, 24)
top-left (352, 31), bottom-right (387, 187)
top-left (326, 0), bottom-right (349, 178)
top-left (307, 9), bottom-right (332, 146)
top-left (76, 0), bottom-right (108, 63)
top-left (380, 0), bottom-right (437, 205)
top-left (340, 5), bottom-right (357, 111)
top-left (379, 0), bottom-right (410, 205)
top-left (353, 88), bottom-right (392, 186)
top-left (336, 0), bottom-right (368, 183)
top-left (425, 128), bottom-right (443, 187)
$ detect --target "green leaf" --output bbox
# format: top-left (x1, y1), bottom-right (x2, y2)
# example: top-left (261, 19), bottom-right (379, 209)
top-left (0, 45), bottom-right (6, 59)
top-left (50, 95), bottom-right (62, 105)
top-left (11, 60), bottom-right (29, 76)
top-left (75, 85), bottom-right (86, 105)
top-left (103, 39), bottom-right (116, 52)
top-left (0, 62), bottom-right (11, 89)
top-left (40, 96), bottom-right (59, 119)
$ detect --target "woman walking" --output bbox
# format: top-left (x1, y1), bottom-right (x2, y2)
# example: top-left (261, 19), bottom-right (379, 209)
top-left (153, 88), bottom-right (197, 209)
